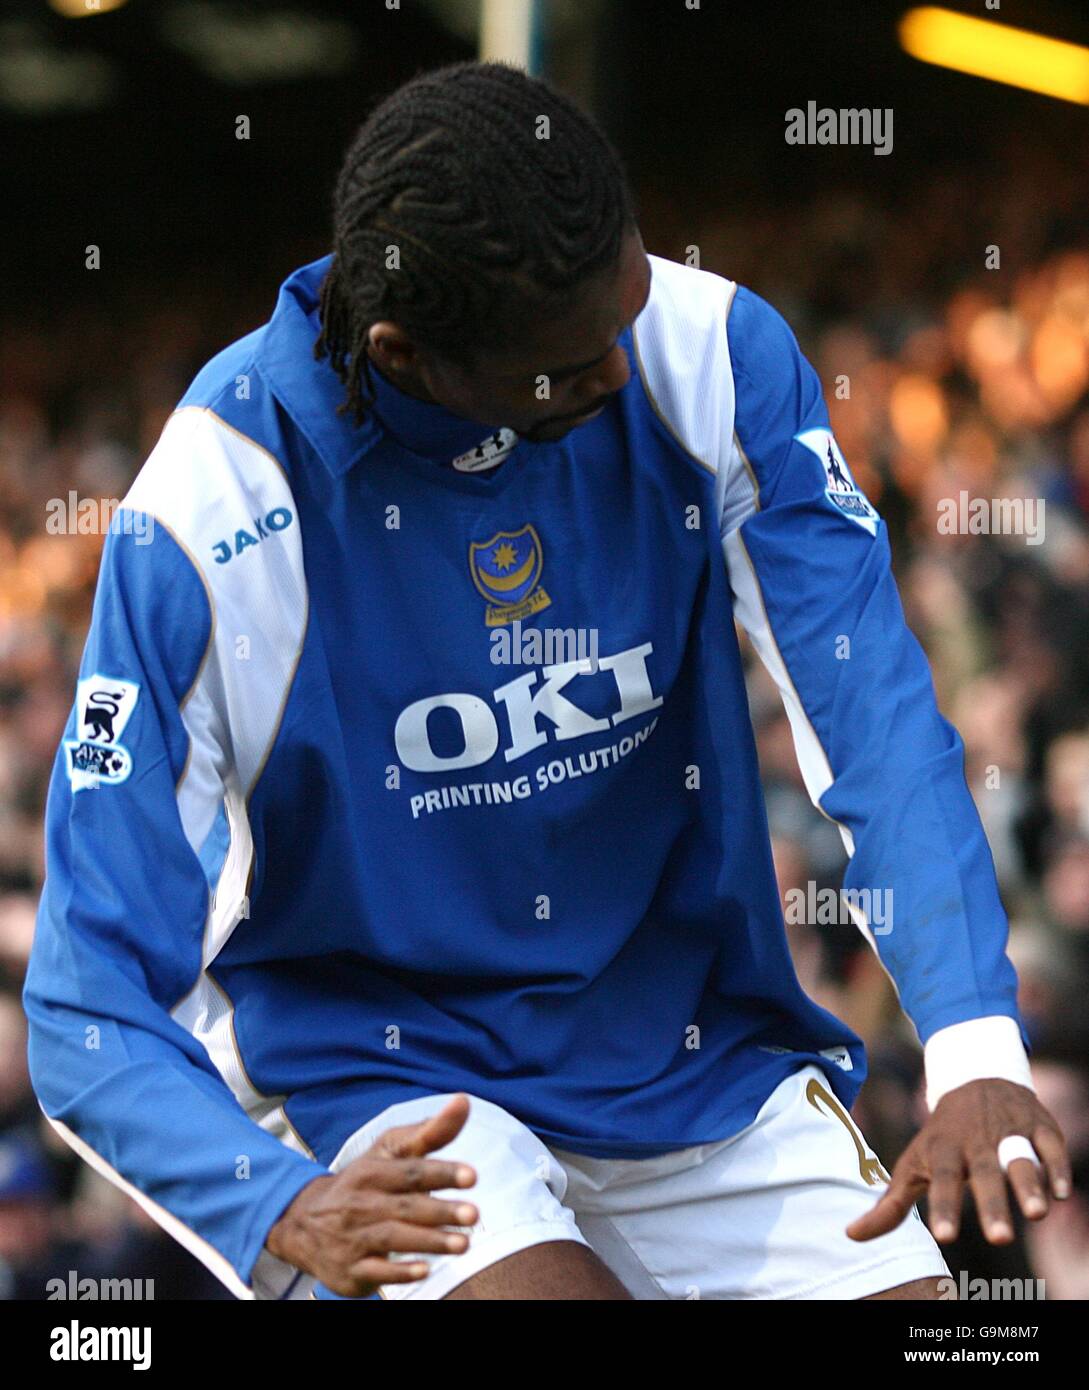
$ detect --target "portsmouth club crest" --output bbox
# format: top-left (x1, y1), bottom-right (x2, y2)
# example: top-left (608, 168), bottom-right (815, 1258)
top-left (469, 524), bottom-right (551, 627)
top-left (794, 428), bottom-right (879, 537)
top-left (64, 675), bottom-right (140, 791)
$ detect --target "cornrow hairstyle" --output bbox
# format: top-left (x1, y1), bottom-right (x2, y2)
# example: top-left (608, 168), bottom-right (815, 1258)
top-left (315, 60), bottom-right (638, 425)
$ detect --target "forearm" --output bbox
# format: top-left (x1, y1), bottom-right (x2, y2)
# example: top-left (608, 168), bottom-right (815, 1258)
top-left (25, 989), bottom-right (327, 1298)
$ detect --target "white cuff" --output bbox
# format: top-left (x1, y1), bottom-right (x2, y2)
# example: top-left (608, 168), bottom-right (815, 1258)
top-left (924, 1016), bottom-right (1034, 1112)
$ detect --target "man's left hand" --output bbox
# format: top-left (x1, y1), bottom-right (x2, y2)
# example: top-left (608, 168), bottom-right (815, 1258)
top-left (847, 1079), bottom-right (1071, 1245)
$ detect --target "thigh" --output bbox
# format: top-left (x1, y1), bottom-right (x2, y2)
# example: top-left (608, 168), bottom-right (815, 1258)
top-left (443, 1240), bottom-right (632, 1299)
top-left (864, 1276), bottom-right (948, 1300)
top-left (555, 1064), bottom-right (951, 1301)
top-left (316, 1092), bottom-right (595, 1301)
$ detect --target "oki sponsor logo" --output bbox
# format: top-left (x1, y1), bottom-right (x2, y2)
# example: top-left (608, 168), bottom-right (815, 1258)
top-left (394, 641), bottom-right (663, 773)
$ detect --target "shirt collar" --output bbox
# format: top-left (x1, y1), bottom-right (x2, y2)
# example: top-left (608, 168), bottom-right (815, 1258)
top-left (256, 254), bottom-right (518, 476)
top-left (364, 357), bottom-right (516, 465)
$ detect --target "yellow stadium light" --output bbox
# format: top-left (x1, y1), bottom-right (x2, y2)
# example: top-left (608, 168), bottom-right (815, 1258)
top-left (49, 0), bottom-right (129, 16)
top-left (899, 6), bottom-right (1089, 105)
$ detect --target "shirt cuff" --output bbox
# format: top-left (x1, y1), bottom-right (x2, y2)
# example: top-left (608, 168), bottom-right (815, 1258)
top-left (924, 1016), bottom-right (1034, 1112)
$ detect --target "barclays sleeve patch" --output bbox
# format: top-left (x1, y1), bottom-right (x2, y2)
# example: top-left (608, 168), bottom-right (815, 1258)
top-left (794, 428), bottom-right (879, 537)
top-left (64, 675), bottom-right (140, 791)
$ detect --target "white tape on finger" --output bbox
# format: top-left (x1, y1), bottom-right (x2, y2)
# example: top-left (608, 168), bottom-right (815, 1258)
top-left (997, 1135), bottom-right (1039, 1172)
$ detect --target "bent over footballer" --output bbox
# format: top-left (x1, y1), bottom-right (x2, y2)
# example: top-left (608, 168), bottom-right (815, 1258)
top-left (25, 62), bottom-right (1070, 1301)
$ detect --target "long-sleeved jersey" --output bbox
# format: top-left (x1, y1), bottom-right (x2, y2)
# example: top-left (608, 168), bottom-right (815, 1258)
top-left (25, 253), bottom-right (1031, 1299)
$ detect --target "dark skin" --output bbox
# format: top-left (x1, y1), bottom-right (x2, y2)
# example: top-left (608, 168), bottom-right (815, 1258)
top-left (363, 227), bottom-right (653, 442)
top-left (266, 1096), bottom-right (480, 1296)
top-left (267, 229), bottom-right (1072, 1298)
top-left (849, 1079), bottom-right (1070, 1249)
top-left (266, 1083), bottom-right (1071, 1300)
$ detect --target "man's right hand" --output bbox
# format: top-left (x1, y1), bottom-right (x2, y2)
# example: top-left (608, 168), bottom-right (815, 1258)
top-left (265, 1093), bottom-right (479, 1297)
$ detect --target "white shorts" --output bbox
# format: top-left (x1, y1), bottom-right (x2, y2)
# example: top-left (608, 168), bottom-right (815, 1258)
top-left (322, 1063), bottom-right (949, 1300)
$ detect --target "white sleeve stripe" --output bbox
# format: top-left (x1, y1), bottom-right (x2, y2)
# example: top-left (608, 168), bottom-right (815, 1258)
top-left (720, 431), bottom-right (762, 537)
top-left (724, 528), bottom-right (852, 853)
top-left (45, 1110), bottom-right (315, 1300)
top-left (42, 1112), bottom-right (257, 1300)
top-left (122, 407), bottom-right (308, 962)
top-left (630, 254), bottom-right (737, 488)
top-left (723, 526), bottom-right (912, 992)
top-left (170, 971), bottom-right (315, 1159)
top-left (631, 326), bottom-right (716, 476)
top-left (120, 407), bottom-right (317, 1225)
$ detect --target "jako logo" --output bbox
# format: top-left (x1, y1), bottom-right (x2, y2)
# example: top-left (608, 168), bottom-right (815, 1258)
top-left (212, 508), bottom-right (293, 564)
top-left (395, 641), bottom-right (662, 773)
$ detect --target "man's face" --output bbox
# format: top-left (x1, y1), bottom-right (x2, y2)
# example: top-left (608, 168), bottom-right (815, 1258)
top-left (366, 229), bottom-right (652, 443)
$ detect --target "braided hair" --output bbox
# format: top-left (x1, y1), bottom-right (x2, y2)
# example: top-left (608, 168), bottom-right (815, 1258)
top-left (315, 61), bottom-right (637, 424)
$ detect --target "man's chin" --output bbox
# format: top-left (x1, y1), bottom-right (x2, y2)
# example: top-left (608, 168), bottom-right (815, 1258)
top-left (524, 404), bottom-right (606, 442)
top-left (524, 420), bottom-right (577, 443)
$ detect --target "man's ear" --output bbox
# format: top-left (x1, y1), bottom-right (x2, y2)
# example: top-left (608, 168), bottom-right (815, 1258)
top-left (366, 321), bottom-right (417, 376)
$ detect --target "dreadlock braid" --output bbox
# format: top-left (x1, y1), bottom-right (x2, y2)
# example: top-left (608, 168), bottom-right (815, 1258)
top-left (315, 61), bottom-right (637, 425)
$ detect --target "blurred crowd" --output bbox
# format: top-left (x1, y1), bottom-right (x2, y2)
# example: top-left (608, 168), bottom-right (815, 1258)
top-left (721, 137), bottom-right (1089, 1296)
top-left (0, 261), bottom-right (294, 1300)
top-left (2, 137), bottom-right (1088, 1296)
